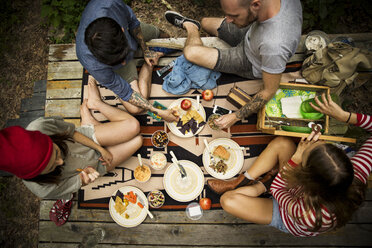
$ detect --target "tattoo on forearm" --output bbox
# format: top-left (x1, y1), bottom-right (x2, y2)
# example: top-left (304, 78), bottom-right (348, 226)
top-left (236, 93), bottom-right (268, 119)
top-left (131, 26), bottom-right (147, 52)
top-left (128, 91), bottom-right (158, 114)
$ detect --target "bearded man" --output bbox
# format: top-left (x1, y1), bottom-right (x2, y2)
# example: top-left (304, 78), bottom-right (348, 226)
top-left (165, 0), bottom-right (302, 128)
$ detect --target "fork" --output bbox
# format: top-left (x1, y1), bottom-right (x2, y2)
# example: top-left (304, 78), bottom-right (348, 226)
top-left (227, 146), bottom-right (245, 151)
top-left (203, 139), bottom-right (216, 166)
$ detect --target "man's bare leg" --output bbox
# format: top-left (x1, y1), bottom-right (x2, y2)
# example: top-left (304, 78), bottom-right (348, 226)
top-left (201, 17), bottom-right (224, 36)
top-left (120, 53), bottom-right (163, 115)
top-left (183, 22), bottom-right (219, 69)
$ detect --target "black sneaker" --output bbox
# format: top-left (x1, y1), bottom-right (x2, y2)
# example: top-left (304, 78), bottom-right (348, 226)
top-left (165, 11), bottom-right (201, 30)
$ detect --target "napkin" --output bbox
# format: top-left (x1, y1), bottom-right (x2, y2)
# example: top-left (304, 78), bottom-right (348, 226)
top-left (280, 96), bottom-right (302, 118)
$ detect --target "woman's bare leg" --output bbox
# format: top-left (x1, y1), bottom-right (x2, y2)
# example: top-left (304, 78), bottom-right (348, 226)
top-left (246, 136), bottom-right (297, 179)
top-left (221, 191), bottom-right (273, 224)
top-left (219, 136), bottom-right (297, 223)
top-left (105, 135), bottom-right (143, 171)
top-left (85, 76), bottom-right (140, 146)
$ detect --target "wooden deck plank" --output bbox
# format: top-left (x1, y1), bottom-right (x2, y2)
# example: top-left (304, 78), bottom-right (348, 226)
top-left (45, 99), bottom-right (81, 118)
top-left (47, 61), bottom-right (83, 80)
top-left (48, 33), bottom-right (372, 63)
top-left (20, 92), bottom-right (46, 112)
top-left (46, 80), bottom-right (82, 99)
top-left (38, 221), bottom-right (372, 246)
top-left (39, 199), bottom-right (372, 224)
top-left (63, 119), bottom-right (81, 127)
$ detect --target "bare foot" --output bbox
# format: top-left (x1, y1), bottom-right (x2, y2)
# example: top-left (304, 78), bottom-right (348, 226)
top-left (80, 99), bottom-right (100, 126)
top-left (86, 76), bottom-right (103, 110)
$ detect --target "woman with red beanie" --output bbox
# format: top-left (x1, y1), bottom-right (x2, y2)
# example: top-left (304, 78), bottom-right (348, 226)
top-left (0, 76), bottom-right (143, 226)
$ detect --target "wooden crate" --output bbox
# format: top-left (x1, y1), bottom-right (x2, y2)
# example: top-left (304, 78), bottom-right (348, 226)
top-left (257, 83), bottom-right (356, 143)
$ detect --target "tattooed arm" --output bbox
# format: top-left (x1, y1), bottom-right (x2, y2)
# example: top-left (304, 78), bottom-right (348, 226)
top-left (128, 91), bottom-right (179, 122)
top-left (130, 25), bottom-right (160, 66)
top-left (215, 72), bottom-right (281, 129)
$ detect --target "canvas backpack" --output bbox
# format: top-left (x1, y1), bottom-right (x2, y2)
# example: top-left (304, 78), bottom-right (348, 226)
top-left (301, 42), bottom-right (372, 95)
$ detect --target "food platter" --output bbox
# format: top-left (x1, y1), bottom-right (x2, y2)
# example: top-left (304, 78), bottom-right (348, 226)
top-left (163, 160), bottom-right (204, 202)
top-left (202, 138), bottom-right (244, 179)
top-left (109, 186), bottom-right (148, 228)
top-left (166, 98), bottom-right (206, 138)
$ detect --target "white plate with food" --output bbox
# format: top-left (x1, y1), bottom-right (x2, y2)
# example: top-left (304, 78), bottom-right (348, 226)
top-left (109, 186), bottom-right (148, 228)
top-left (202, 138), bottom-right (244, 179)
top-left (163, 160), bottom-right (204, 202)
top-left (166, 98), bottom-right (206, 138)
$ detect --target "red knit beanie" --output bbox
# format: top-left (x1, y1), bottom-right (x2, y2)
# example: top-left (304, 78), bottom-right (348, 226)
top-left (0, 126), bottom-right (53, 179)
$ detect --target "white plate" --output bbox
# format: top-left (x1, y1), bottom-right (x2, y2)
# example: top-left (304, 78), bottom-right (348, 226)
top-left (109, 186), bottom-right (148, 228)
top-left (163, 160), bottom-right (204, 202)
top-left (166, 98), bottom-right (206, 138)
top-left (202, 138), bottom-right (244, 179)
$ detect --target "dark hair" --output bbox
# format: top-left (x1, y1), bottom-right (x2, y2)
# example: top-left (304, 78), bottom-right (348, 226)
top-left (24, 133), bottom-right (73, 185)
top-left (85, 17), bottom-right (130, 66)
top-left (283, 143), bottom-right (366, 231)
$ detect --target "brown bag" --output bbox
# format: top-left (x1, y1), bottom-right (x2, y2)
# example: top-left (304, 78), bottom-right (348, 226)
top-left (301, 42), bottom-right (372, 95)
top-left (227, 86), bottom-right (252, 109)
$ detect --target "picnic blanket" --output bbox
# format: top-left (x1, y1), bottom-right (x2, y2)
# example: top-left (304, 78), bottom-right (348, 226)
top-left (78, 64), bottom-right (303, 210)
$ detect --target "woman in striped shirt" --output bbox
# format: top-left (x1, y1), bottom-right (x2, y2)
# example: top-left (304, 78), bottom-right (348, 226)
top-left (218, 93), bottom-right (371, 236)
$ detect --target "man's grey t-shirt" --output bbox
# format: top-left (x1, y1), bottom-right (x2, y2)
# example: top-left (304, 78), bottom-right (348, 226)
top-left (244, 0), bottom-right (303, 78)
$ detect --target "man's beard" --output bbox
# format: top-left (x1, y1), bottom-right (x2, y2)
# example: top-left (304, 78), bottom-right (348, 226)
top-left (236, 9), bottom-right (257, 28)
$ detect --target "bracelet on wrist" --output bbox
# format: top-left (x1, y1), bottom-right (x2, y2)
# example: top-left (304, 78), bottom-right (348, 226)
top-left (346, 112), bottom-right (352, 123)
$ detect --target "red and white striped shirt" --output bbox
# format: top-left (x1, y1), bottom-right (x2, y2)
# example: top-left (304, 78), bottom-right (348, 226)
top-left (270, 114), bottom-right (372, 237)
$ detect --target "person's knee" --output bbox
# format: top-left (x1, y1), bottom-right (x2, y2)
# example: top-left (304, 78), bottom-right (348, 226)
top-left (201, 17), bottom-right (210, 30)
top-left (201, 17), bottom-right (220, 36)
top-left (121, 117), bottom-right (140, 135)
top-left (133, 134), bottom-right (143, 149)
top-left (270, 136), bottom-right (294, 151)
top-left (220, 191), bottom-right (239, 212)
top-left (183, 46), bottom-right (200, 64)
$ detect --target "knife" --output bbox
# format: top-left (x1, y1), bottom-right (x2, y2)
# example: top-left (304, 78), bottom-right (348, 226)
top-left (203, 139), bottom-right (216, 166)
top-left (135, 193), bottom-right (153, 219)
top-left (170, 151), bottom-right (187, 178)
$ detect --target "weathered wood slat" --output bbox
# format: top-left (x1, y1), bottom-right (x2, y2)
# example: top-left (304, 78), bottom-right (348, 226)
top-left (63, 119), bottom-right (81, 127)
top-left (45, 99), bottom-right (81, 118)
top-left (38, 200), bottom-right (372, 224)
top-left (39, 245), bottom-right (308, 248)
top-left (47, 61), bottom-right (83, 80)
top-left (20, 92), bottom-right (46, 112)
top-left (38, 221), bottom-right (372, 246)
top-left (48, 33), bottom-right (372, 62)
top-left (33, 79), bottom-right (47, 93)
top-left (46, 80), bottom-right (82, 99)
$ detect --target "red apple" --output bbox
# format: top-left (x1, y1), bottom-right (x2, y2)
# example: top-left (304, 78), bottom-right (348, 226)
top-left (202, 89), bottom-right (214, 101)
top-left (199, 197), bottom-right (212, 210)
top-left (180, 99), bottom-right (192, 110)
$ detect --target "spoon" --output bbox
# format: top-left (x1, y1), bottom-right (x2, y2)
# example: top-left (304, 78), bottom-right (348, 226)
top-left (137, 154), bottom-right (145, 171)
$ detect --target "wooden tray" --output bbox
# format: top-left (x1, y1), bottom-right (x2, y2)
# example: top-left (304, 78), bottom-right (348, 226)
top-left (257, 83), bottom-right (356, 143)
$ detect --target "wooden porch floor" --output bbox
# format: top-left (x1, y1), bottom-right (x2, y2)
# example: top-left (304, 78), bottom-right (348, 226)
top-left (35, 34), bottom-right (372, 247)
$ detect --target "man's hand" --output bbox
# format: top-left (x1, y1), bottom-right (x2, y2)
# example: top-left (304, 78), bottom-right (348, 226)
top-left (214, 112), bottom-right (240, 129)
top-left (144, 50), bottom-right (163, 66)
top-left (79, 166), bottom-right (100, 186)
top-left (157, 108), bottom-right (180, 123)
